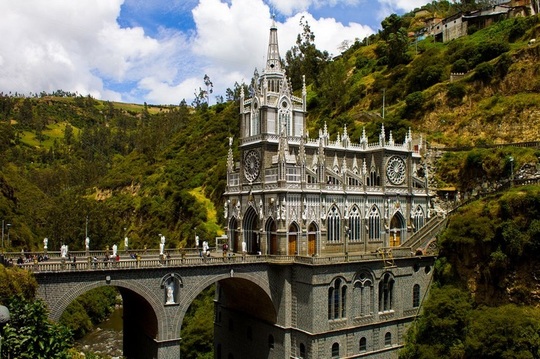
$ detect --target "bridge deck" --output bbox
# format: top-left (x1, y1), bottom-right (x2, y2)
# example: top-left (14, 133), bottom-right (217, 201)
top-left (2, 246), bottom-right (421, 273)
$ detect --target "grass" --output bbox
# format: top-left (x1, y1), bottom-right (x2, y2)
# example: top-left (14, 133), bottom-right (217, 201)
top-left (189, 187), bottom-right (224, 236)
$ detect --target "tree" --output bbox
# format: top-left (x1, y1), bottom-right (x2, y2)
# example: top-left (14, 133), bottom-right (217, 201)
top-left (285, 17), bottom-right (330, 90)
top-left (18, 98), bottom-right (34, 128)
top-left (2, 296), bottom-right (73, 359)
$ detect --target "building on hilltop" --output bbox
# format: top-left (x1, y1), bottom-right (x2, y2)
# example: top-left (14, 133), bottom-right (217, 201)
top-left (217, 18), bottom-right (436, 359)
top-left (223, 20), bottom-right (431, 258)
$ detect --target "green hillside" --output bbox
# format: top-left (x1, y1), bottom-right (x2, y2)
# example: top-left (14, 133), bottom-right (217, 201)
top-left (0, 8), bottom-right (539, 255)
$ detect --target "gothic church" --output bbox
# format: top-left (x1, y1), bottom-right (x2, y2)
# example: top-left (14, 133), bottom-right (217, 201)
top-left (217, 18), bottom-right (434, 359)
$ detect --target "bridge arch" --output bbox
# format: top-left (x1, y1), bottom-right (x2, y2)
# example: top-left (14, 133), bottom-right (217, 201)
top-left (173, 270), bottom-right (277, 333)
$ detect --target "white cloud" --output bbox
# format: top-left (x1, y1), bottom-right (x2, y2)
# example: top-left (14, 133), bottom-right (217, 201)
top-left (376, 0), bottom-right (430, 21)
top-left (0, 0), bottom-right (382, 105)
top-left (269, 0), bottom-right (362, 16)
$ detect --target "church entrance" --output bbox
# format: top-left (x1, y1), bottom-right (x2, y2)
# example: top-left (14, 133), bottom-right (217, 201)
top-left (308, 222), bottom-right (317, 256)
top-left (266, 218), bottom-right (278, 255)
top-left (288, 223), bottom-right (299, 256)
top-left (389, 213), bottom-right (405, 247)
top-left (229, 217), bottom-right (238, 252)
top-left (243, 207), bottom-right (259, 254)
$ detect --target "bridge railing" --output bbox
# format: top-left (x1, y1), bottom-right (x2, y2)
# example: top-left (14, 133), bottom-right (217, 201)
top-left (12, 247), bottom-right (421, 273)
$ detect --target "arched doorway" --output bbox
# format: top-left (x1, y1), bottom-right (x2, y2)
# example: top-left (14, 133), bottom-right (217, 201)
top-left (307, 222), bottom-right (318, 256)
top-left (288, 222), bottom-right (299, 256)
top-left (389, 212), bottom-right (405, 247)
top-left (229, 217), bottom-right (239, 252)
top-left (266, 218), bottom-right (278, 255)
top-left (243, 207), bottom-right (259, 254)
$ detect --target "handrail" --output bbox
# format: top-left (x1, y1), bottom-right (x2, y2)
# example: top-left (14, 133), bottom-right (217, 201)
top-left (9, 249), bottom-right (426, 273)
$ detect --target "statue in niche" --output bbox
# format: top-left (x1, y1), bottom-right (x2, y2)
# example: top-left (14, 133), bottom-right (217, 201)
top-left (166, 280), bottom-right (175, 304)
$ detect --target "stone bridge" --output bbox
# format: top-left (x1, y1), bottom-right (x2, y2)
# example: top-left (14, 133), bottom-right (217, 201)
top-left (16, 247), bottom-right (434, 359)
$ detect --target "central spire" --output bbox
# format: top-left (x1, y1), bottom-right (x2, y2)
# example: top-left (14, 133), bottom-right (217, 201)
top-left (266, 14), bottom-right (281, 72)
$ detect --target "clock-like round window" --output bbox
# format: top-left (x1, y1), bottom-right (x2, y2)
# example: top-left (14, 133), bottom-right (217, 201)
top-left (386, 156), bottom-right (406, 185)
top-left (244, 150), bottom-right (261, 182)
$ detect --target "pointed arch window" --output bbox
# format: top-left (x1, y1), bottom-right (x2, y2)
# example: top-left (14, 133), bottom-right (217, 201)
top-left (379, 273), bottom-right (394, 312)
top-left (328, 278), bottom-right (347, 320)
top-left (354, 274), bottom-right (373, 317)
top-left (327, 206), bottom-right (341, 242)
top-left (251, 104), bottom-right (260, 136)
top-left (368, 168), bottom-right (380, 186)
top-left (368, 206), bottom-right (381, 241)
top-left (413, 205), bottom-right (425, 232)
top-left (348, 206), bottom-right (361, 241)
top-left (278, 100), bottom-right (292, 136)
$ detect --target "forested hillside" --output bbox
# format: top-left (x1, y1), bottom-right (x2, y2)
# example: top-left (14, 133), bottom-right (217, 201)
top-left (1, 7), bottom-right (539, 252)
top-left (0, 1), bottom-right (540, 358)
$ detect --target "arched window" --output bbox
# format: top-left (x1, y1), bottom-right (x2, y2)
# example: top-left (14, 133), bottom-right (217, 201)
top-left (369, 167), bottom-right (380, 186)
top-left (299, 343), bottom-right (306, 358)
top-left (251, 103), bottom-right (260, 136)
top-left (359, 337), bottom-right (367, 352)
top-left (268, 334), bottom-right (274, 349)
top-left (331, 343), bottom-right (340, 358)
top-left (349, 206), bottom-right (361, 241)
top-left (379, 273), bottom-right (394, 312)
top-left (413, 205), bottom-right (425, 232)
top-left (354, 273), bottom-right (373, 317)
top-left (413, 284), bottom-right (420, 308)
top-left (327, 206), bottom-right (341, 242)
top-left (328, 278), bottom-right (347, 320)
top-left (384, 332), bottom-right (392, 347)
top-left (368, 206), bottom-right (381, 241)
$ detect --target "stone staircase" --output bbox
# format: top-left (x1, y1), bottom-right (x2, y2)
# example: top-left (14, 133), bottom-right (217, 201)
top-left (401, 214), bottom-right (448, 254)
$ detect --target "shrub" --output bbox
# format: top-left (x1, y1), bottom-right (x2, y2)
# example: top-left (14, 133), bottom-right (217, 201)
top-left (447, 83), bottom-right (466, 104)
top-left (451, 59), bottom-right (469, 74)
top-left (473, 62), bottom-right (494, 83)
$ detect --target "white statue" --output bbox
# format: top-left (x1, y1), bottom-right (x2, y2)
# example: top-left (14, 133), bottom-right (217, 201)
top-left (195, 235), bottom-right (200, 248)
top-left (43, 238), bottom-right (48, 250)
top-left (112, 243), bottom-right (118, 256)
top-left (159, 234), bottom-right (166, 255)
top-left (166, 282), bottom-right (175, 304)
top-left (85, 237), bottom-right (90, 250)
top-left (124, 236), bottom-right (129, 251)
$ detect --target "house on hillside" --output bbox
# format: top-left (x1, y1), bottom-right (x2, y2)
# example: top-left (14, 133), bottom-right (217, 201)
top-left (422, 0), bottom-right (536, 42)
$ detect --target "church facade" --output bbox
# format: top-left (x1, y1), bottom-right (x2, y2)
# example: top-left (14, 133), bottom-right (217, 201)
top-left (223, 21), bottom-right (431, 258)
top-left (217, 19), bottom-right (434, 359)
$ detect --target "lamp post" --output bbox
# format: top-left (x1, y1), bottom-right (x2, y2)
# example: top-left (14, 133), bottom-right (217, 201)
top-left (1, 221), bottom-right (4, 253)
top-left (0, 304), bottom-right (10, 358)
top-left (509, 156), bottom-right (514, 187)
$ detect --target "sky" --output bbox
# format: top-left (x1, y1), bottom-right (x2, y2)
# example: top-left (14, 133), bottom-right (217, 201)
top-left (0, 0), bottom-right (431, 105)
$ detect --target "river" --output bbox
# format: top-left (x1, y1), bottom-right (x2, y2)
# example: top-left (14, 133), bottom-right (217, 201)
top-left (76, 306), bottom-right (124, 358)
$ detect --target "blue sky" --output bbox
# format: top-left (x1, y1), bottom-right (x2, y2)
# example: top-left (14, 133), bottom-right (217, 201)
top-left (0, 0), bottom-right (431, 105)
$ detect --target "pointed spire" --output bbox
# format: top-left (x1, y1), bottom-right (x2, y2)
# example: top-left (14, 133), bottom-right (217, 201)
top-left (227, 137), bottom-right (234, 171)
top-left (362, 158), bottom-right (368, 175)
top-left (388, 131), bottom-right (394, 146)
top-left (341, 155), bottom-right (348, 174)
top-left (352, 156), bottom-right (359, 174)
top-left (266, 17), bottom-right (282, 72)
top-left (360, 127), bottom-right (368, 149)
top-left (311, 152), bottom-right (318, 170)
top-left (299, 136), bottom-right (306, 165)
top-left (379, 124), bottom-right (386, 147)
top-left (333, 153), bottom-right (339, 173)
